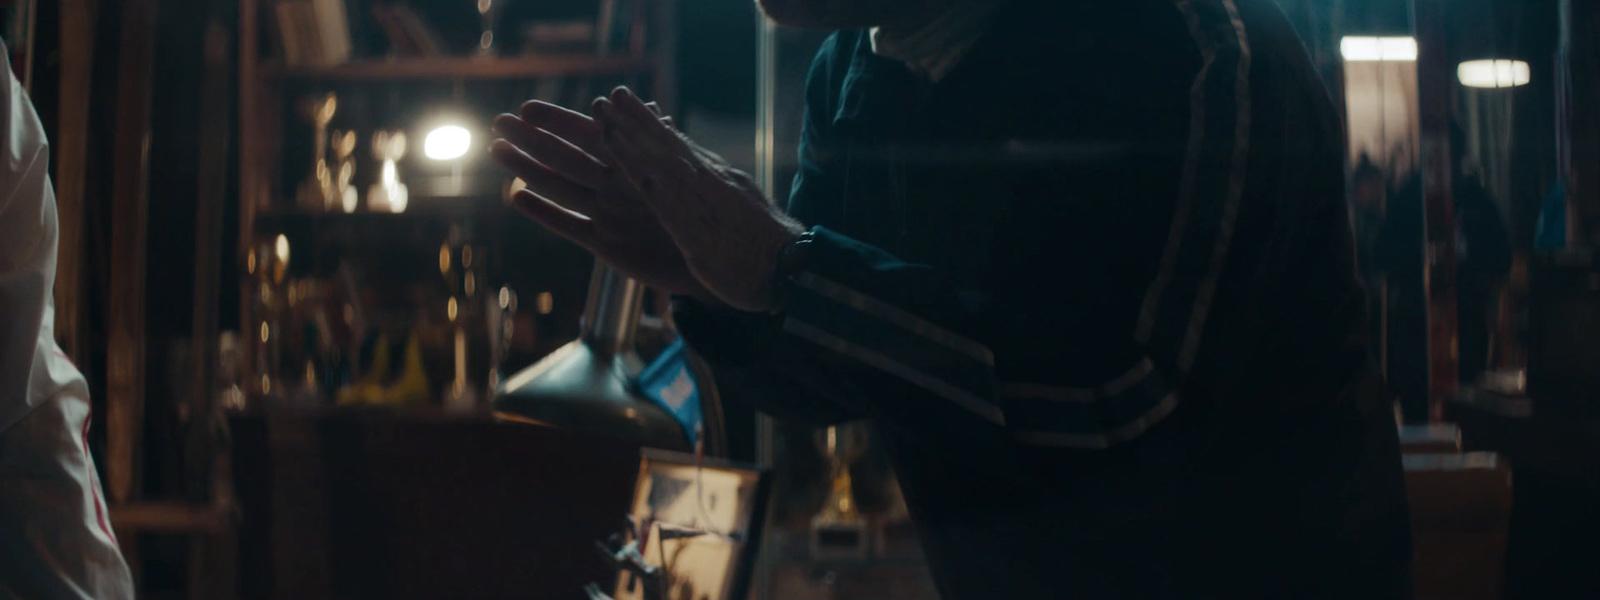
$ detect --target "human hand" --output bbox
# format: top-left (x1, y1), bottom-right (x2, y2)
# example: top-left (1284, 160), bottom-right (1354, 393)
top-left (594, 87), bottom-right (805, 312)
top-left (489, 100), bottom-right (715, 302)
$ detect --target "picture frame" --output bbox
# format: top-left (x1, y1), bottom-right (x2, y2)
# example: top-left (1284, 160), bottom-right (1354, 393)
top-left (612, 448), bottom-right (772, 600)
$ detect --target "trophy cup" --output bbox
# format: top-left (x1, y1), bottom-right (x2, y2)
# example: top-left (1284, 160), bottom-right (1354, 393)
top-left (295, 93), bottom-right (338, 212)
top-left (368, 129), bottom-right (409, 213)
top-left (476, 0), bottom-right (504, 57)
top-left (487, 286), bottom-right (517, 395)
top-left (330, 129), bottom-right (358, 213)
top-left (810, 422), bottom-right (871, 560)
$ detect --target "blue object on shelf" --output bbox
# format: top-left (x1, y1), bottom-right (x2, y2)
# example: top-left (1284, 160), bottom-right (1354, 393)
top-left (635, 338), bottom-right (702, 447)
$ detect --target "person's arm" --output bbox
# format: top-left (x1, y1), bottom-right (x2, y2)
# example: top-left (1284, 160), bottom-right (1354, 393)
top-left (676, 18), bottom-right (1244, 454)
top-left (0, 47), bottom-right (57, 435)
top-left (671, 33), bottom-right (885, 430)
top-left (675, 218), bottom-right (1172, 453)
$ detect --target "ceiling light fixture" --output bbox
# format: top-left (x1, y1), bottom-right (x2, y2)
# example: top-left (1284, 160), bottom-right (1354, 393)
top-left (1341, 36), bottom-right (1418, 62)
top-left (1458, 59), bottom-right (1530, 88)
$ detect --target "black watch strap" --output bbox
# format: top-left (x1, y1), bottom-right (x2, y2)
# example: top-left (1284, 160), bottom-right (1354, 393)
top-left (769, 229), bottom-right (816, 313)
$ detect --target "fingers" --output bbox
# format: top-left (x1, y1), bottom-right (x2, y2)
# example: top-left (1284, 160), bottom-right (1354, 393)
top-left (643, 101), bottom-right (678, 131)
top-left (591, 98), bottom-right (653, 190)
top-left (606, 88), bottom-right (687, 156)
top-left (491, 115), bottom-right (611, 189)
top-left (519, 100), bottom-right (605, 156)
top-left (489, 139), bottom-right (602, 214)
top-left (492, 114), bottom-right (562, 160)
top-left (610, 87), bottom-right (660, 127)
top-left (489, 136), bottom-right (545, 178)
top-left (645, 101), bottom-right (670, 127)
top-left (508, 188), bottom-right (601, 248)
top-left (515, 98), bottom-right (674, 155)
top-left (595, 98), bottom-right (695, 194)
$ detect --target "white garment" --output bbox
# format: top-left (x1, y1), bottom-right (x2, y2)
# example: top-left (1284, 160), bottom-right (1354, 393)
top-left (0, 38), bottom-right (136, 599)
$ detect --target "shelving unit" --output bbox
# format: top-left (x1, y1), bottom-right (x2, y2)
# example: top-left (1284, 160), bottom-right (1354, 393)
top-left (235, 0), bottom-right (677, 411)
top-left (261, 55), bottom-right (653, 81)
top-left (227, 1), bottom-right (680, 596)
top-left (250, 198), bottom-right (502, 231)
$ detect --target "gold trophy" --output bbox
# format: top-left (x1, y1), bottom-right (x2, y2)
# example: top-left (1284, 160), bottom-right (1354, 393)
top-left (330, 129), bottom-right (358, 213)
top-left (810, 422), bottom-right (871, 559)
top-left (368, 129), bottom-right (409, 213)
top-left (295, 93), bottom-right (339, 212)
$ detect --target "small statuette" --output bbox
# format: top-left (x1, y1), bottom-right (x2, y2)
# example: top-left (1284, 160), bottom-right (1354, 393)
top-left (295, 93), bottom-right (338, 212)
top-left (368, 129), bottom-right (409, 213)
top-left (329, 129), bottom-right (358, 213)
top-left (809, 422), bottom-right (871, 559)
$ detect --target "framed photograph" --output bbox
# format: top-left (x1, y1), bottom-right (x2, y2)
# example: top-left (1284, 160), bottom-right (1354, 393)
top-left (612, 449), bottom-right (772, 600)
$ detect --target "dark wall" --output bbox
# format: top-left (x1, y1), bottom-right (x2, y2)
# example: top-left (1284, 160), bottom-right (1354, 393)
top-left (678, 0), bottom-right (758, 117)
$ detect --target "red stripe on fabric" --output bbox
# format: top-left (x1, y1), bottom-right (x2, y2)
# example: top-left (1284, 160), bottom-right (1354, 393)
top-left (53, 349), bottom-right (78, 368)
top-left (80, 408), bottom-right (116, 541)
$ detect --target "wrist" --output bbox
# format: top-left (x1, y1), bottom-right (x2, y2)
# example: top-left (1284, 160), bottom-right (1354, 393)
top-left (763, 226), bottom-right (815, 314)
top-left (688, 285), bottom-right (727, 309)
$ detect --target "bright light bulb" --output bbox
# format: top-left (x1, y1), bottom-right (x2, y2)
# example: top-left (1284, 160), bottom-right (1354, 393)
top-left (1458, 59), bottom-right (1530, 88)
top-left (424, 125), bottom-right (472, 160)
top-left (275, 234), bottom-right (290, 263)
top-left (1341, 36), bottom-right (1417, 62)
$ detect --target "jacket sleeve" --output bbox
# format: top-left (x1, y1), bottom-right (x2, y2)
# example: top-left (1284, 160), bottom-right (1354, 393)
top-left (678, 8), bottom-right (1254, 453)
top-left (674, 33), bottom-right (1004, 445)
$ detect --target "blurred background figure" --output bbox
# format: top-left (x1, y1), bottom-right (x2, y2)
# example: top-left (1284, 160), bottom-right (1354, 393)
top-left (1377, 123), bottom-right (1512, 423)
top-left (1350, 154), bottom-right (1389, 367)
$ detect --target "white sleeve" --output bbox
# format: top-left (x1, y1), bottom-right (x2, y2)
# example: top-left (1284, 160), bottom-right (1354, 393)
top-left (0, 38), bottom-right (59, 435)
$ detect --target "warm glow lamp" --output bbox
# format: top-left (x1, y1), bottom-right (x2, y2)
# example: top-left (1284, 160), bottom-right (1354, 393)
top-left (424, 125), bottom-right (473, 160)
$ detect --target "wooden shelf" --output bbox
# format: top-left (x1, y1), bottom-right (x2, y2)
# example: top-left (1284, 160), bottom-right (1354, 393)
top-left (229, 404), bottom-right (496, 423)
top-left (257, 206), bottom-right (490, 220)
top-left (262, 55), bottom-right (653, 82)
top-left (110, 501), bottom-right (236, 534)
top-left (253, 201), bottom-right (511, 232)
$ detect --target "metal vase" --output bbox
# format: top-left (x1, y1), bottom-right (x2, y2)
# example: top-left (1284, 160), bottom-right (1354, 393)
top-left (493, 264), bottom-right (689, 451)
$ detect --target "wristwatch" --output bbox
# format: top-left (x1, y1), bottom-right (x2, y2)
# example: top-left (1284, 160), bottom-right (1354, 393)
top-left (768, 229), bottom-right (816, 313)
